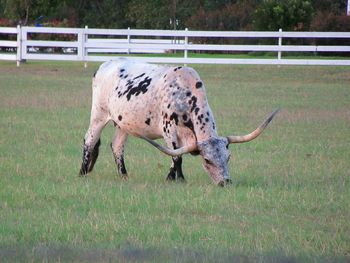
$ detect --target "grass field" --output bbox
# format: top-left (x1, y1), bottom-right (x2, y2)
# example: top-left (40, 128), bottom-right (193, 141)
top-left (0, 60), bottom-right (349, 262)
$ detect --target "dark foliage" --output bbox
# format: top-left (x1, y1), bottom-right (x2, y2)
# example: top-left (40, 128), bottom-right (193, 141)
top-left (0, 0), bottom-right (347, 31)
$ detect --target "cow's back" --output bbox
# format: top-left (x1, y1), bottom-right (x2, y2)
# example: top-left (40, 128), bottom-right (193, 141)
top-left (93, 59), bottom-right (213, 140)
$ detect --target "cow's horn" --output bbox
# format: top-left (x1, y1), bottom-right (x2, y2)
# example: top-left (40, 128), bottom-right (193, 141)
top-left (140, 136), bottom-right (197, 157)
top-left (227, 108), bottom-right (280, 144)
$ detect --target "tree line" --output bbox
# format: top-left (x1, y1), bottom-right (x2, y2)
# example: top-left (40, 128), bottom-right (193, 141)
top-left (0, 0), bottom-right (349, 32)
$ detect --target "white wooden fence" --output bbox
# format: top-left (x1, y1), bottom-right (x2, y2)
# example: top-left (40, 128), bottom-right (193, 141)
top-left (1, 26), bottom-right (350, 66)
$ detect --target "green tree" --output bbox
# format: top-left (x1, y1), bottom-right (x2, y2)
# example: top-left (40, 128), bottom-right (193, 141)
top-left (0, 0), bottom-right (130, 27)
top-left (126, 0), bottom-right (199, 29)
top-left (186, 0), bottom-right (255, 31)
top-left (254, 0), bottom-right (313, 31)
top-left (201, 0), bottom-right (233, 10)
top-left (0, 0), bottom-right (347, 32)
top-left (310, 0), bottom-right (347, 15)
top-left (0, 0), bottom-right (76, 26)
top-left (75, 0), bottom-right (129, 28)
top-left (1, 0), bottom-right (32, 25)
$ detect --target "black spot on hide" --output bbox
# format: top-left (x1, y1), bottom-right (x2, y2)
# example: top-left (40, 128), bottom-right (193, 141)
top-left (194, 107), bottom-right (200, 115)
top-left (189, 96), bottom-right (198, 113)
top-left (195, 81), bottom-right (203, 89)
top-left (145, 118), bottom-right (151, 125)
top-left (184, 119), bottom-right (196, 137)
top-left (163, 119), bottom-right (171, 131)
top-left (198, 114), bottom-right (204, 123)
top-left (170, 112), bottom-right (179, 125)
top-left (118, 115), bottom-right (123, 121)
top-left (133, 73), bottom-right (145, 80)
top-left (121, 76), bottom-right (152, 101)
top-left (172, 142), bottom-right (177, 149)
top-left (174, 66), bottom-right (182, 71)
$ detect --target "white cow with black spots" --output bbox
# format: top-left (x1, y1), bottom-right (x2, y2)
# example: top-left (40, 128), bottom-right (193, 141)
top-left (79, 58), bottom-right (279, 186)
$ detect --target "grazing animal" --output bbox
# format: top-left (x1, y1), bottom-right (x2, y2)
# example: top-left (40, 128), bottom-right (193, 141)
top-left (79, 58), bottom-right (279, 186)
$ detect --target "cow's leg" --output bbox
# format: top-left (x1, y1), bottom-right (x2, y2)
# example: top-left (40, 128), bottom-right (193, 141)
top-left (87, 138), bottom-right (101, 173)
top-left (164, 139), bottom-right (185, 182)
top-left (167, 155), bottom-right (185, 181)
top-left (79, 116), bottom-right (108, 176)
top-left (110, 129), bottom-right (128, 179)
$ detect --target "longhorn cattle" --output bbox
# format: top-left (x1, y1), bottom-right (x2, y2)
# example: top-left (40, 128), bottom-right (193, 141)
top-left (79, 58), bottom-right (279, 186)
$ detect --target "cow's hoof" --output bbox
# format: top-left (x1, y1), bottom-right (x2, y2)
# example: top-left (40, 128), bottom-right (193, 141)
top-left (79, 169), bottom-right (88, 177)
top-left (218, 179), bottom-right (232, 187)
top-left (176, 177), bottom-right (186, 183)
top-left (225, 178), bottom-right (232, 184)
top-left (166, 173), bottom-right (176, 181)
top-left (120, 174), bottom-right (128, 180)
top-left (166, 176), bottom-right (186, 183)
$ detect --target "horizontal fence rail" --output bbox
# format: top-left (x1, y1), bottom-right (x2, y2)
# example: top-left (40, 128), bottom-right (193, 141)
top-left (1, 26), bottom-right (350, 66)
top-left (0, 26), bottom-right (21, 65)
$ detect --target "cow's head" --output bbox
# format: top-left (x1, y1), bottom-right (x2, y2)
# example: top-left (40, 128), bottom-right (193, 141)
top-left (197, 137), bottom-right (231, 185)
top-left (141, 109), bottom-right (279, 186)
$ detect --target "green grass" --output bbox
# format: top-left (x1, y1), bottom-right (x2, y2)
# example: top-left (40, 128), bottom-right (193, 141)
top-left (0, 60), bottom-right (349, 262)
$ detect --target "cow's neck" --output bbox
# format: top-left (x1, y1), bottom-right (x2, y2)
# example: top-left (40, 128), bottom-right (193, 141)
top-left (191, 106), bottom-right (218, 142)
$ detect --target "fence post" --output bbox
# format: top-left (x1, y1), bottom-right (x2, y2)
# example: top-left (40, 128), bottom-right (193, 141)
top-left (77, 29), bottom-right (83, 63)
top-left (278, 28), bottom-right (282, 64)
top-left (77, 26), bottom-right (87, 68)
top-left (184, 28), bottom-right (188, 66)
top-left (16, 25), bottom-right (21, 67)
top-left (21, 26), bottom-right (27, 63)
top-left (127, 27), bottom-right (131, 54)
top-left (84, 25), bottom-right (88, 68)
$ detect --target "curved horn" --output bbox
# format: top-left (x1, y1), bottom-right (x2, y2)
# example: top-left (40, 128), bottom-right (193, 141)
top-left (227, 108), bottom-right (280, 144)
top-left (140, 136), bottom-right (197, 157)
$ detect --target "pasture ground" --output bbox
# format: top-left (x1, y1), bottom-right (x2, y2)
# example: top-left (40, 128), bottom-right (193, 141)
top-left (0, 60), bottom-right (349, 262)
